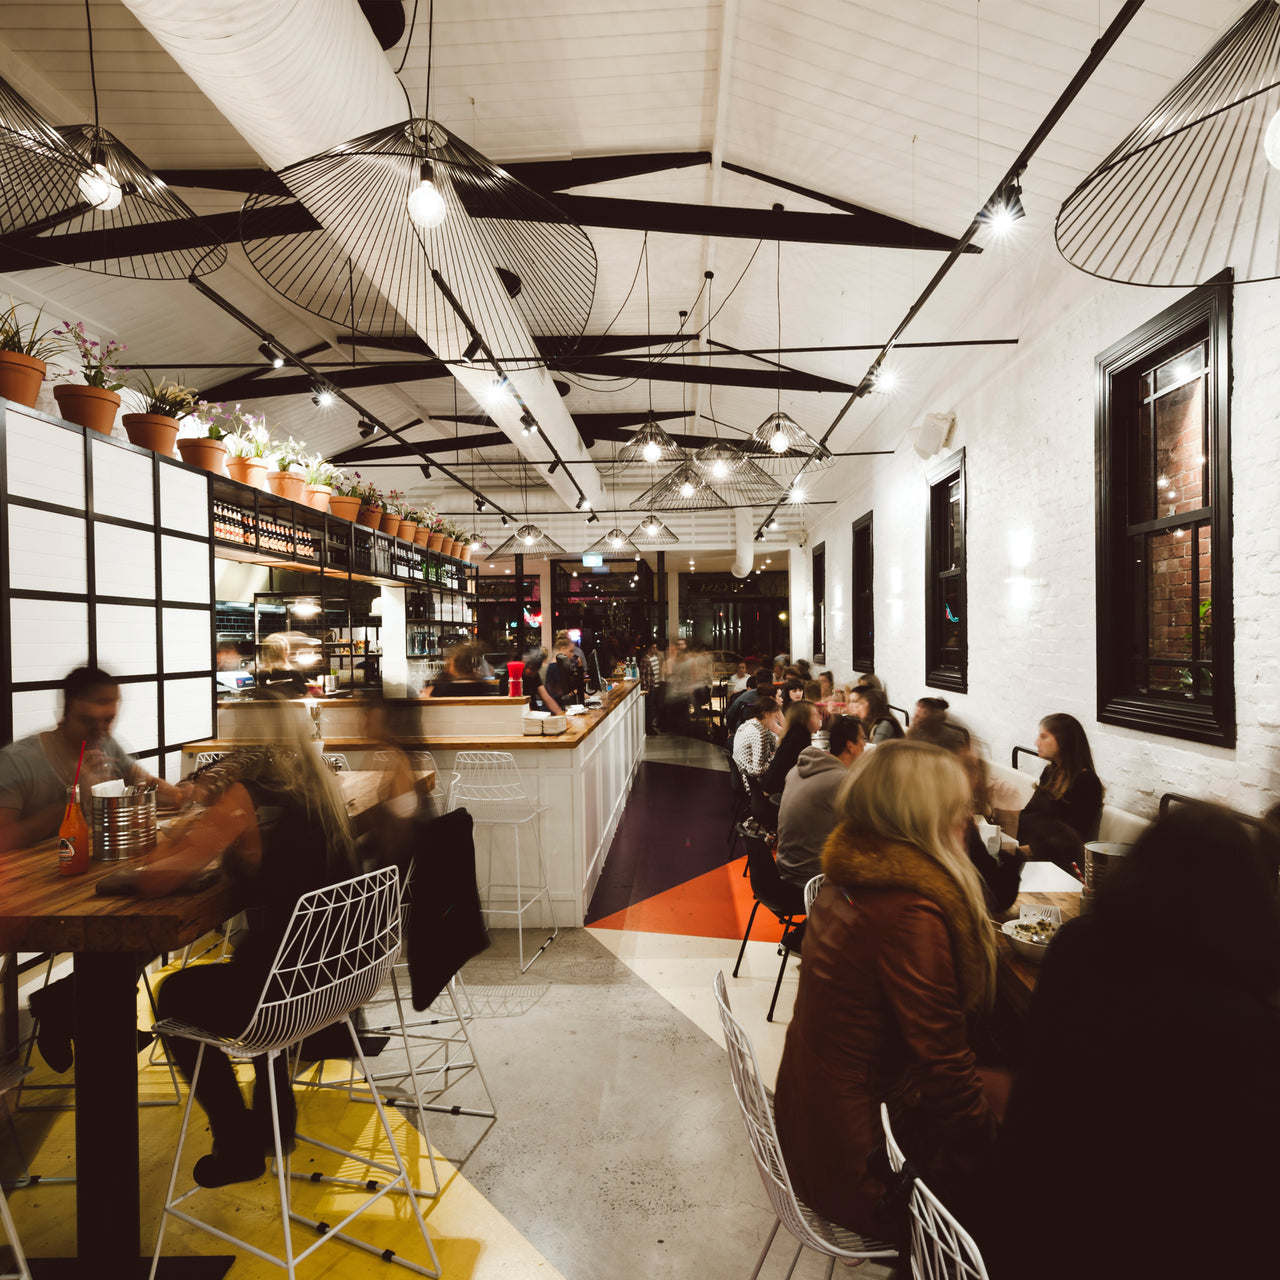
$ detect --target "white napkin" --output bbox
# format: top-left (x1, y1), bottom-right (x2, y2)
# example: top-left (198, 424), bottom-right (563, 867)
top-left (91, 779), bottom-right (127, 798)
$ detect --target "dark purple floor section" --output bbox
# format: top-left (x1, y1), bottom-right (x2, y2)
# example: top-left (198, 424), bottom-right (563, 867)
top-left (584, 760), bottom-right (737, 924)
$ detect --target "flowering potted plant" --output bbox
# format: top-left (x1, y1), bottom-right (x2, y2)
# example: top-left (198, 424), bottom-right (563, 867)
top-left (327, 470), bottom-right (363, 521)
top-left (0, 299), bottom-right (65, 407)
top-left (380, 489), bottom-right (405, 535)
top-left (354, 477), bottom-right (383, 529)
top-left (411, 505), bottom-right (434, 547)
top-left (426, 508), bottom-right (447, 553)
top-left (302, 454), bottom-right (338, 512)
top-left (176, 402), bottom-right (229, 475)
top-left (459, 530), bottom-right (478, 563)
top-left (223, 414), bottom-right (273, 489)
top-left (122, 372), bottom-right (198, 457)
top-left (266, 437), bottom-right (307, 502)
top-left (52, 320), bottom-right (128, 434)
top-left (397, 501), bottom-right (420, 543)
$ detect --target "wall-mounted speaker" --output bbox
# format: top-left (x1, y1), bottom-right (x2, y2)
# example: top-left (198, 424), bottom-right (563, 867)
top-left (912, 411), bottom-right (955, 460)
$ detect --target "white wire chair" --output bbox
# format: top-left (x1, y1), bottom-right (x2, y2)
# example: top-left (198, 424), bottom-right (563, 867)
top-left (321, 754), bottom-right (349, 773)
top-left (0, 1064), bottom-right (32, 1280)
top-left (451, 750), bottom-right (557, 972)
top-left (713, 971), bottom-right (897, 1278)
top-left (804, 873), bottom-right (825, 915)
top-left (149, 868), bottom-right (440, 1280)
top-left (880, 1103), bottom-right (991, 1280)
top-left (193, 752), bottom-right (226, 769)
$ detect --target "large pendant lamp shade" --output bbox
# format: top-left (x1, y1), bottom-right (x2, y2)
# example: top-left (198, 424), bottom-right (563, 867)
top-left (1057, 0), bottom-right (1280, 286)
top-left (22, 124), bottom-right (229, 279)
top-left (489, 523), bottom-right (565, 558)
top-left (0, 75), bottom-right (97, 238)
top-left (745, 411), bottom-right (833, 477)
top-left (630, 460), bottom-right (728, 512)
top-left (628, 516), bottom-right (680, 545)
top-left (240, 118), bottom-right (597, 367)
top-left (585, 527), bottom-right (640, 556)
top-left (618, 415), bottom-right (683, 465)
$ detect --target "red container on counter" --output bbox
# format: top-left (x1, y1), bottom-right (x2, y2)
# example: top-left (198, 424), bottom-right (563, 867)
top-left (506, 661), bottom-right (525, 694)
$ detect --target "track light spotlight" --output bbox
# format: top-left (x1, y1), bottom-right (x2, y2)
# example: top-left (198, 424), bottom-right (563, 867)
top-left (419, 464), bottom-right (431, 480)
top-left (258, 341), bottom-right (285, 369)
top-left (977, 178), bottom-right (1026, 235)
top-left (586, 512), bottom-right (599, 524)
top-left (357, 420), bottom-right (376, 438)
top-left (520, 411), bottom-right (537, 436)
top-left (548, 460), bottom-right (560, 474)
top-left (311, 382), bottom-right (334, 407)
top-left (575, 494), bottom-right (588, 511)
top-left (475, 498), bottom-right (486, 512)
top-left (500, 515), bottom-right (510, 527)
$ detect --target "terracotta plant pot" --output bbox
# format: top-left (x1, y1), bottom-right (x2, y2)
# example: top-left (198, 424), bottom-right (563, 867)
top-left (328, 494), bottom-right (361, 521)
top-left (357, 505), bottom-right (383, 529)
top-left (266, 470), bottom-right (305, 502)
top-left (460, 543), bottom-right (473, 563)
top-left (413, 525), bottom-right (430, 546)
top-left (398, 520), bottom-right (417, 541)
top-left (176, 436), bottom-right (228, 476)
top-left (227, 455), bottom-right (268, 490)
top-left (427, 532), bottom-right (446, 551)
top-left (304, 484), bottom-right (332, 513)
top-left (122, 412), bottom-right (179, 457)
top-left (440, 539), bottom-right (457, 558)
top-left (379, 510), bottom-right (403, 535)
top-left (0, 351), bottom-right (46, 407)
top-left (54, 383), bottom-right (121, 435)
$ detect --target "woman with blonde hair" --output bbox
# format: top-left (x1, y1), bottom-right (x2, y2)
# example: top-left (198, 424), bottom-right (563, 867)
top-left (773, 740), bottom-right (1005, 1242)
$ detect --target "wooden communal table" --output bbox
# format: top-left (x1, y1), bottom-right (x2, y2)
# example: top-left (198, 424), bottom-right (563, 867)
top-left (995, 889), bottom-right (1083, 1021)
top-left (0, 770), bottom-right (422, 1278)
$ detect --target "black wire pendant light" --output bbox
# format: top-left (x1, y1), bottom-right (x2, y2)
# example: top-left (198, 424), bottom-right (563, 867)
top-left (3, 3), bottom-right (226, 279)
top-left (1058, 0), bottom-right (1280, 287)
top-left (240, 117), bottom-right (597, 366)
top-left (585, 526), bottom-right (640, 556)
top-left (618, 414), bottom-right (683, 464)
top-left (0, 75), bottom-right (96, 238)
top-left (628, 514), bottom-right (679, 545)
top-left (630, 460), bottom-right (728, 512)
top-left (489, 522), bottom-right (566, 558)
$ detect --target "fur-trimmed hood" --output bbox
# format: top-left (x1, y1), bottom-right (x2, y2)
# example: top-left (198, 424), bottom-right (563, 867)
top-left (821, 823), bottom-right (989, 1011)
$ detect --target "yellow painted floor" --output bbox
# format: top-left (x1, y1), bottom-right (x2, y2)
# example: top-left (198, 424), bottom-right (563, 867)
top-left (3, 957), bottom-right (564, 1280)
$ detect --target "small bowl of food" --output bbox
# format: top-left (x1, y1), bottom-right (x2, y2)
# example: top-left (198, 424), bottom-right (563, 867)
top-left (1001, 914), bottom-right (1061, 962)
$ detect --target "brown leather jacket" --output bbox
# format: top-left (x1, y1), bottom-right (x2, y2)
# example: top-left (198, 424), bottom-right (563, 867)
top-left (773, 825), bottom-right (996, 1236)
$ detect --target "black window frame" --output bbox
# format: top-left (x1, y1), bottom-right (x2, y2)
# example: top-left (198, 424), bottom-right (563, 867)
top-left (851, 512), bottom-right (874, 670)
top-left (925, 448), bottom-right (966, 693)
top-left (1095, 275), bottom-right (1234, 747)
top-left (811, 540), bottom-right (826, 663)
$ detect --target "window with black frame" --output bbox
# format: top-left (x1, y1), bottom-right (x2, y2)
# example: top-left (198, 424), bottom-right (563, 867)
top-left (851, 513), bottom-right (873, 670)
top-left (1095, 276), bottom-right (1233, 746)
top-left (925, 450), bottom-right (965, 692)
top-left (811, 541), bottom-right (825, 663)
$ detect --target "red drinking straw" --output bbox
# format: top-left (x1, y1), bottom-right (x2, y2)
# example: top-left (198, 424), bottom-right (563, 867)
top-left (71, 739), bottom-right (86, 790)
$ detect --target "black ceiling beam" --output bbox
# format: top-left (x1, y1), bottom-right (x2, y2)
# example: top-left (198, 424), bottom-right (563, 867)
top-left (199, 359), bottom-right (450, 401)
top-left (329, 430), bottom-right (508, 463)
top-left (505, 151), bottom-right (711, 192)
top-left (570, 356), bottom-right (855, 394)
top-left (333, 331), bottom-right (693, 359)
top-left (549, 193), bottom-right (966, 250)
top-left (430, 409), bottom-right (690, 431)
top-left (155, 167), bottom-right (290, 196)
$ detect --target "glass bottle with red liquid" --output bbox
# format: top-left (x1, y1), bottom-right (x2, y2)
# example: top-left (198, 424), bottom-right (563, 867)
top-left (58, 783), bottom-right (90, 875)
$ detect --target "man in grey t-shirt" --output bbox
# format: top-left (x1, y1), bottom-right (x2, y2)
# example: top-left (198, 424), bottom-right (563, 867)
top-left (0, 666), bottom-right (182, 853)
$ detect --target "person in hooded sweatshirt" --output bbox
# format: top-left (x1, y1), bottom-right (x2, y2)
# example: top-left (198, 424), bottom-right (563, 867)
top-left (775, 714), bottom-right (865, 889)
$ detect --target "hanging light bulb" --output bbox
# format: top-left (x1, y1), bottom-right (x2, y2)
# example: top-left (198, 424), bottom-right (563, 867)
top-left (78, 161), bottom-right (122, 212)
top-left (769, 426), bottom-right (789, 453)
top-left (610, 536), bottom-right (622, 548)
top-left (645, 519), bottom-right (659, 536)
top-left (407, 158), bottom-right (447, 230)
top-left (522, 533), bottom-right (534, 546)
top-left (679, 480), bottom-right (695, 498)
top-left (711, 458), bottom-right (729, 479)
top-left (642, 440), bottom-right (661, 463)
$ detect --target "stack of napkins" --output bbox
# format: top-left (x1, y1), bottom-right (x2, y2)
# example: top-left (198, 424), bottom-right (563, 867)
top-left (522, 712), bottom-right (567, 735)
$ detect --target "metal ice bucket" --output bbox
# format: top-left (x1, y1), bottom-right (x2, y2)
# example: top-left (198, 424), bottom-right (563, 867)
top-left (91, 789), bottom-right (157, 862)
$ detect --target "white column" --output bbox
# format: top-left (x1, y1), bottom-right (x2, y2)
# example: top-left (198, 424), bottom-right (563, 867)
top-left (380, 586), bottom-right (407, 696)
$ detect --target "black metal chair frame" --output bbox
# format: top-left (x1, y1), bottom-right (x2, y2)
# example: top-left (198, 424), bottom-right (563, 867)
top-left (732, 831), bottom-right (806, 1022)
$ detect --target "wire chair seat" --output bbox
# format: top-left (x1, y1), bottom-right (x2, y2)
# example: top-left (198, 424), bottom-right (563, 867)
top-left (713, 971), bottom-right (897, 1278)
top-left (804, 873), bottom-right (825, 915)
top-left (150, 868), bottom-right (441, 1279)
top-left (0, 1063), bottom-right (32, 1280)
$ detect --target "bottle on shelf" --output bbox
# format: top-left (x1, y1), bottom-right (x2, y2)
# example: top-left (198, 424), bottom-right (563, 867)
top-left (58, 783), bottom-right (90, 875)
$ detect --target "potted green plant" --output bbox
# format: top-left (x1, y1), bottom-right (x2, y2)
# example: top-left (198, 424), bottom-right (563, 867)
top-left (426, 509), bottom-right (447, 553)
top-left (411, 505), bottom-right (433, 547)
top-left (52, 321), bottom-right (128, 434)
top-left (397, 501), bottom-right (419, 542)
top-left (267, 436), bottom-right (307, 502)
top-left (121, 372), bottom-right (199, 457)
top-left (327, 470), bottom-right (363, 522)
top-left (355, 477), bottom-right (383, 529)
top-left (380, 489), bottom-right (405, 535)
top-left (0, 299), bottom-right (65, 407)
top-left (176, 407), bottom-right (228, 476)
top-left (223, 414), bottom-right (273, 489)
top-left (459, 530), bottom-right (478, 563)
top-left (303, 454), bottom-right (337, 512)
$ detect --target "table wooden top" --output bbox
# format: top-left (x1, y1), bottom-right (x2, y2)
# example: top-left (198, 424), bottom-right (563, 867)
top-left (995, 889), bottom-right (1083, 1019)
top-left (0, 770), bottom-right (428, 954)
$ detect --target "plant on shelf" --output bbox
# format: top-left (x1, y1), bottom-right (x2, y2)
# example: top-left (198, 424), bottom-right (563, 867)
top-left (121, 372), bottom-right (199, 457)
top-left (327, 467), bottom-right (363, 522)
top-left (51, 320), bottom-right (129, 434)
top-left (302, 453), bottom-right (338, 513)
top-left (425, 505), bottom-right (448, 552)
top-left (355, 476), bottom-right (383, 529)
top-left (175, 400), bottom-right (230, 476)
top-left (266, 436), bottom-right (308, 501)
top-left (379, 488), bottom-right (406, 535)
top-left (223, 414), bottom-right (273, 489)
top-left (0, 299), bottom-right (65, 407)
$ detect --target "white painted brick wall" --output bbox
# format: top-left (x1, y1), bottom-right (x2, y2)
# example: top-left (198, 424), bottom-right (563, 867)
top-left (794, 240), bottom-right (1280, 821)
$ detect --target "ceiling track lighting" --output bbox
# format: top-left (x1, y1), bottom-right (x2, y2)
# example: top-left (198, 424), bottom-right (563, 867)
top-left (586, 512), bottom-right (600, 524)
top-left (500, 515), bottom-right (510, 526)
top-left (356, 420), bottom-right (376, 438)
top-left (519, 410), bottom-right (537, 437)
top-left (547, 460), bottom-right (560, 474)
top-left (258, 341), bottom-right (285, 369)
top-left (311, 381), bottom-right (335, 407)
top-left (419, 464), bottom-right (431, 479)
top-left (575, 495), bottom-right (588, 510)
top-left (976, 178), bottom-right (1026, 234)
top-left (475, 498), bottom-right (486, 512)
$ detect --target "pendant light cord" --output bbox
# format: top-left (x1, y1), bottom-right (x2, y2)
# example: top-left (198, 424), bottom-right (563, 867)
top-left (423, 0), bottom-right (435, 121)
top-left (84, 0), bottom-right (100, 130)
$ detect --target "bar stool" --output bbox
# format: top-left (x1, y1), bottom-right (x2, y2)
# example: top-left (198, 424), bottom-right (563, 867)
top-left (451, 751), bottom-right (557, 972)
top-left (0, 1064), bottom-right (33, 1280)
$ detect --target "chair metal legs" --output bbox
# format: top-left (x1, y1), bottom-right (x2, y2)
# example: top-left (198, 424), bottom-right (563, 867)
top-left (476, 818), bottom-right (558, 973)
top-left (731, 903), bottom-right (800, 1022)
top-left (733, 901), bottom-right (762, 979)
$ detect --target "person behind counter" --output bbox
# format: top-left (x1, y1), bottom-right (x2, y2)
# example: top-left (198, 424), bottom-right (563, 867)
top-left (0, 665), bottom-right (183, 854)
top-left (256, 633), bottom-right (311, 696)
top-left (525, 647), bottom-right (564, 715)
top-left (421, 643), bottom-right (497, 698)
top-left (149, 706), bottom-right (359, 1188)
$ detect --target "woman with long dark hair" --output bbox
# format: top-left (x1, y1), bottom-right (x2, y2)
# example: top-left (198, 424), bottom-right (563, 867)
top-left (850, 684), bottom-right (903, 745)
top-left (981, 803), bottom-right (1280, 1279)
top-left (759, 699), bottom-right (820, 798)
top-left (1017, 712), bottom-right (1103, 873)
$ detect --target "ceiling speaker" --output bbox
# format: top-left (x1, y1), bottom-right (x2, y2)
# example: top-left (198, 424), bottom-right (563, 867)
top-left (912, 412), bottom-right (955, 460)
